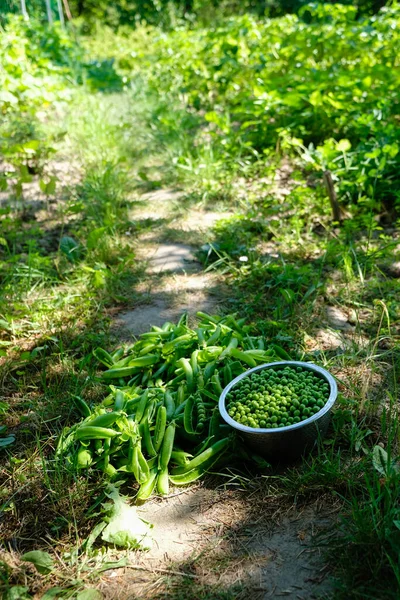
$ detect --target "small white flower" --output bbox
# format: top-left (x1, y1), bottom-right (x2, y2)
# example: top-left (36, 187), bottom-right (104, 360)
top-left (239, 256), bottom-right (249, 262)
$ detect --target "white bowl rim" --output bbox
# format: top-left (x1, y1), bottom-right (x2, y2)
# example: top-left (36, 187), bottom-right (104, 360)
top-left (219, 360), bottom-right (338, 435)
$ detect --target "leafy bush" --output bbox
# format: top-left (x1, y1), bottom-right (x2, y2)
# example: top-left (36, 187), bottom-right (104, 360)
top-left (108, 3), bottom-right (400, 215)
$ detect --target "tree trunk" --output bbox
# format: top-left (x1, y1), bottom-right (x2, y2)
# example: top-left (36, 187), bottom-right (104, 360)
top-left (62, 0), bottom-right (73, 20)
top-left (56, 0), bottom-right (65, 26)
top-left (20, 0), bottom-right (29, 19)
top-left (44, 0), bottom-right (53, 24)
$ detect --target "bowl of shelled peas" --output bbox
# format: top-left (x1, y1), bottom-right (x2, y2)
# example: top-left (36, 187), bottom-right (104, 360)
top-left (219, 361), bottom-right (338, 460)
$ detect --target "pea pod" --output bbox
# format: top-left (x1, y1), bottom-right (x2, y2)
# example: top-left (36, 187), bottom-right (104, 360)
top-left (153, 362), bottom-right (169, 380)
top-left (167, 373), bottom-right (186, 387)
top-left (177, 383), bottom-right (186, 406)
top-left (125, 395), bottom-right (141, 414)
top-left (193, 435), bottom-right (213, 457)
top-left (93, 347), bottom-right (114, 368)
top-left (169, 458), bottom-right (219, 486)
top-left (162, 334), bottom-right (194, 355)
top-left (154, 405), bottom-right (167, 452)
top-left (164, 391), bottom-right (175, 421)
top-left (196, 312), bottom-right (219, 324)
top-left (230, 348), bottom-right (257, 367)
top-left (173, 398), bottom-right (187, 418)
top-left (141, 330), bottom-right (171, 339)
top-left (147, 456), bottom-right (158, 469)
top-left (128, 442), bottom-right (150, 484)
top-left (113, 355), bottom-right (135, 368)
top-left (157, 466), bottom-right (170, 496)
top-left (271, 344), bottom-right (291, 360)
top-left (111, 348), bottom-right (125, 362)
top-left (209, 408), bottom-right (222, 438)
top-left (197, 373), bottom-right (205, 389)
top-left (206, 326), bottom-right (221, 346)
top-left (211, 371), bottom-right (223, 396)
top-left (101, 366), bottom-right (139, 380)
top-left (72, 395), bottom-right (91, 418)
top-left (141, 369), bottom-right (151, 386)
top-left (114, 390), bottom-right (126, 411)
top-left (159, 423), bottom-right (176, 469)
top-left (222, 363), bottom-right (233, 387)
top-left (200, 388), bottom-right (219, 403)
top-left (257, 338), bottom-right (266, 350)
top-left (137, 468), bottom-right (158, 501)
top-left (140, 398), bottom-right (156, 425)
top-left (171, 450), bottom-right (193, 466)
top-left (140, 418), bottom-right (157, 457)
top-left (84, 411), bottom-right (121, 428)
top-left (176, 358), bottom-right (194, 392)
top-left (128, 354), bottom-right (160, 367)
top-left (218, 336), bottom-right (239, 361)
top-left (127, 374), bottom-right (141, 386)
top-left (190, 350), bottom-right (199, 377)
top-left (135, 390), bottom-right (149, 423)
top-left (75, 426), bottom-right (121, 440)
top-left (194, 394), bottom-right (206, 434)
top-left (183, 394), bottom-right (196, 435)
top-left (196, 328), bottom-right (206, 347)
top-left (203, 361), bottom-right (217, 382)
top-left (171, 437), bottom-right (230, 475)
top-left (103, 438), bottom-right (111, 471)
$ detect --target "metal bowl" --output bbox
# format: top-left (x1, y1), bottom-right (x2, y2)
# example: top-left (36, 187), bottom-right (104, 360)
top-left (219, 361), bottom-right (338, 461)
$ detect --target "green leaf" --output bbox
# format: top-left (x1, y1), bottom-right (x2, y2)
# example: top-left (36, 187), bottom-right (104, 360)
top-left (336, 139), bottom-right (351, 152)
top-left (59, 236), bottom-right (82, 263)
top-left (21, 140), bottom-right (40, 153)
top-left (40, 587), bottom-right (65, 599)
top-left (393, 521), bottom-right (400, 531)
top-left (21, 550), bottom-right (54, 574)
top-left (279, 288), bottom-right (295, 304)
top-left (67, 202), bottom-right (85, 214)
top-left (76, 590), bottom-right (103, 600)
top-left (0, 435), bottom-right (16, 448)
top-left (46, 177), bottom-right (56, 195)
top-left (101, 485), bottom-right (152, 549)
top-left (93, 270), bottom-right (106, 288)
top-left (309, 90), bottom-right (323, 107)
top-left (382, 143), bottom-right (399, 158)
top-left (0, 91), bottom-right (18, 105)
top-left (84, 521), bottom-right (107, 553)
top-left (40, 177), bottom-right (57, 196)
top-left (4, 586), bottom-right (31, 600)
top-left (87, 227), bottom-right (107, 250)
top-left (0, 319), bottom-right (11, 331)
top-left (372, 445), bottom-right (388, 476)
top-left (0, 401), bottom-right (9, 413)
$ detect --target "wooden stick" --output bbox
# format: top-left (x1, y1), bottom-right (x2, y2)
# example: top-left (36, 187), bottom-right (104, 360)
top-left (103, 563), bottom-right (198, 579)
top-left (323, 170), bottom-right (342, 223)
top-left (62, 0), bottom-right (73, 20)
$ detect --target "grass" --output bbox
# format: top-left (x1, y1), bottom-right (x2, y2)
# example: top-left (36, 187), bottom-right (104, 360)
top-left (1, 11), bottom-right (400, 600)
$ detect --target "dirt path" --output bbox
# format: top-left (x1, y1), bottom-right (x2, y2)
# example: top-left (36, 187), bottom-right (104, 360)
top-left (105, 189), bottom-right (336, 599)
top-left (112, 188), bottom-right (230, 338)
